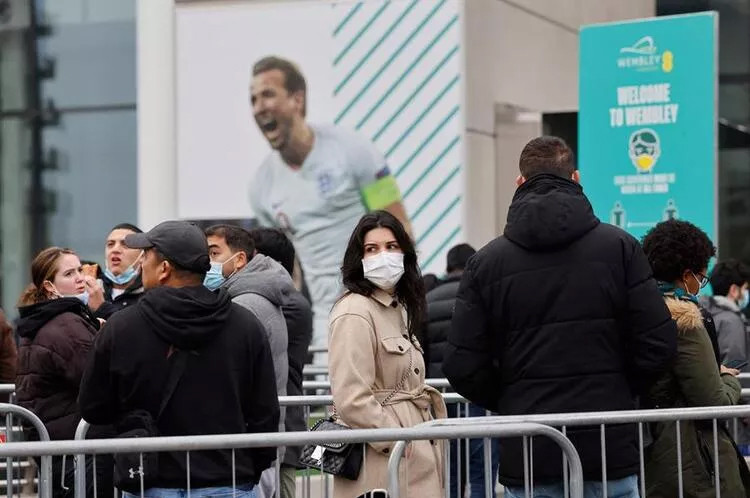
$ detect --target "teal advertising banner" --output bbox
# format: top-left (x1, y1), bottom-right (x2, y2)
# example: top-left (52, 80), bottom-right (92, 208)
top-left (579, 12), bottom-right (718, 242)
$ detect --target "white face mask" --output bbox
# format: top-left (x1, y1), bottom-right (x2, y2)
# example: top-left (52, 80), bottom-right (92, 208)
top-left (362, 252), bottom-right (405, 291)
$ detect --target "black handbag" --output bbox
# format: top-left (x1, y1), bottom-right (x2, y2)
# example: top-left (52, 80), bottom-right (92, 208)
top-left (299, 417), bottom-right (365, 480)
top-left (300, 339), bottom-right (414, 480)
top-left (113, 350), bottom-right (188, 493)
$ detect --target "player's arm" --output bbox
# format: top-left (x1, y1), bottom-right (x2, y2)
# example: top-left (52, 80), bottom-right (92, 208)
top-left (383, 201), bottom-right (412, 238)
top-left (349, 130), bottom-right (413, 237)
top-left (361, 172), bottom-right (413, 237)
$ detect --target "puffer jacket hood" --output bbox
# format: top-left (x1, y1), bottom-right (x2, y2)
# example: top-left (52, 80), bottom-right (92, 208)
top-left (137, 285), bottom-right (232, 350)
top-left (17, 298), bottom-right (98, 340)
top-left (504, 174), bottom-right (600, 251)
top-left (222, 254), bottom-right (294, 306)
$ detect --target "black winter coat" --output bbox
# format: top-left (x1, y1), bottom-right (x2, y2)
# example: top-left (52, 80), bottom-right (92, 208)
top-left (93, 274), bottom-right (144, 320)
top-left (281, 289), bottom-right (313, 467)
top-left (424, 276), bottom-right (461, 378)
top-left (443, 174), bottom-right (677, 485)
top-left (79, 286), bottom-right (280, 489)
top-left (16, 298), bottom-right (100, 440)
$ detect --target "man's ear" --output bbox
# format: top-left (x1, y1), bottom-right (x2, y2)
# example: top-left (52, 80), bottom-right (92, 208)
top-left (516, 175), bottom-right (526, 187)
top-left (157, 260), bottom-right (171, 285)
top-left (235, 251), bottom-right (249, 271)
top-left (572, 170), bottom-right (581, 184)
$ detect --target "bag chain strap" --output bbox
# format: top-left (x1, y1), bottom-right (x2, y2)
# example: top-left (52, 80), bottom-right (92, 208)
top-left (332, 311), bottom-right (414, 419)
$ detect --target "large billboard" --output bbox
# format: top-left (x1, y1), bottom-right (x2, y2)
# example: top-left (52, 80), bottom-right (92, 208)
top-left (175, 0), bottom-right (464, 275)
top-left (579, 12), bottom-right (718, 242)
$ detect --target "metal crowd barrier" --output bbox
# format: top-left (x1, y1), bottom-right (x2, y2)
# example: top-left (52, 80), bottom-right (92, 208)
top-left (2, 421), bottom-right (581, 498)
top-left (0, 403), bottom-right (52, 498)
top-left (5, 379), bottom-right (750, 498)
top-left (67, 398), bottom-right (750, 498)
top-left (387, 405), bottom-right (750, 498)
top-left (302, 378), bottom-right (452, 392)
top-left (385, 422), bottom-right (583, 498)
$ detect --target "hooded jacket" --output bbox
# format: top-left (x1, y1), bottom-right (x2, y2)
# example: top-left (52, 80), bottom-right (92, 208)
top-left (94, 272), bottom-right (145, 320)
top-left (443, 174), bottom-right (677, 485)
top-left (79, 285), bottom-right (280, 489)
top-left (701, 295), bottom-right (749, 368)
top-left (223, 255), bottom-right (292, 404)
top-left (16, 298), bottom-right (99, 440)
top-left (645, 297), bottom-right (748, 498)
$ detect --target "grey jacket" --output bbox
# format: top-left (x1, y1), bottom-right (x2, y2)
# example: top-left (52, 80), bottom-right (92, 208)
top-left (701, 295), bottom-right (749, 368)
top-left (223, 255), bottom-right (292, 420)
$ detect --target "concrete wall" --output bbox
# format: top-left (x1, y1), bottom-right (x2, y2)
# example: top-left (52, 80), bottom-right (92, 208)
top-left (463, 0), bottom-right (655, 248)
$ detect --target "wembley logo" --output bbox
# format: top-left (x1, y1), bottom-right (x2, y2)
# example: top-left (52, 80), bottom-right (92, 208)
top-left (617, 36), bottom-right (673, 72)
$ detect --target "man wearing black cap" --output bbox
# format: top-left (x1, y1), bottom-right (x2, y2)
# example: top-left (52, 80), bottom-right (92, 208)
top-left (80, 220), bottom-right (280, 497)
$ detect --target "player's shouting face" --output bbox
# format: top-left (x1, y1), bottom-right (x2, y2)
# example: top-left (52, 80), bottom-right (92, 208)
top-left (250, 69), bottom-right (305, 151)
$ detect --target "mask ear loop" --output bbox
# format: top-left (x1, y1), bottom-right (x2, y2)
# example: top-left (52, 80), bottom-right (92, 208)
top-left (224, 252), bottom-right (242, 280)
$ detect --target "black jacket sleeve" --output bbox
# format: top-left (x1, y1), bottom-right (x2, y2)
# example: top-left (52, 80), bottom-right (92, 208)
top-left (79, 322), bottom-right (118, 424)
top-left (442, 262), bottom-right (502, 411)
top-left (622, 238), bottom-right (678, 392)
top-left (283, 292), bottom-right (313, 394)
top-left (244, 322), bottom-right (281, 476)
top-left (93, 301), bottom-right (118, 321)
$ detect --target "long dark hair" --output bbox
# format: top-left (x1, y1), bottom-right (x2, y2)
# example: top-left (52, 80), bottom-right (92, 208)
top-left (341, 211), bottom-right (425, 338)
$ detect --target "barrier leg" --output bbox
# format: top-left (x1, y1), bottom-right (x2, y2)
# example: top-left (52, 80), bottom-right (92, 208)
top-left (638, 423), bottom-right (646, 498)
top-left (676, 420), bottom-right (683, 498)
top-left (713, 419), bottom-right (721, 498)
top-left (600, 425), bottom-right (607, 492)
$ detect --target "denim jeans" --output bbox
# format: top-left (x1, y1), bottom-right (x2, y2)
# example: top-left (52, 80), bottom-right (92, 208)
top-left (447, 403), bottom-right (501, 498)
top-left (123, 483), bottom-right (255, 498)
top-left (505, 474), bottom-right (639, 498)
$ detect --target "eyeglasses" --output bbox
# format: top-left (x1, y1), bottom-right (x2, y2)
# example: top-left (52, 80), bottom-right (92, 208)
top-left (693, 272), bottom-right (709, 288)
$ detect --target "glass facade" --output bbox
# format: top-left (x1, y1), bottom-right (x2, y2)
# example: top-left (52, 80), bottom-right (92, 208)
top-left (658, 0), bottom-right (750, 260)
top-left (0, 0), bottom-right (136, 316)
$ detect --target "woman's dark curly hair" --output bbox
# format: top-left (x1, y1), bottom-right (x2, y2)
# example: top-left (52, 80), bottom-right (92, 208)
top-left (341, 211), bottom-right (425, 338)
top-left (642, 219), bottom-right (716, 283)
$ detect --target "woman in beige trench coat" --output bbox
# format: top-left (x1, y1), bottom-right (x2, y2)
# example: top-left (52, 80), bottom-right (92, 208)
top-left (329, 211), bottom-right (446, 498)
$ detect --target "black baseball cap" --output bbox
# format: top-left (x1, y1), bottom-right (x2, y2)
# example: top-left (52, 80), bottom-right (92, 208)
top-left (124, 220), bottom-right (211, 273)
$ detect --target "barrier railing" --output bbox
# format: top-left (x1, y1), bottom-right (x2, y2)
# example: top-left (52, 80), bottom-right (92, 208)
top-left (3, 421), bottom-right (582, 498)
top-left (388, 405), bottom-right (750, 498)
top-left (5, 381), bottom-right (750, 498)
top-left (302, 378), bottom-right (452, 392)
top-left (385, 422), bottom-right (583, 498)
top-left (0, 404), bottom-right (52, 498)
top-left (71, 393), bottom-right (470, 498)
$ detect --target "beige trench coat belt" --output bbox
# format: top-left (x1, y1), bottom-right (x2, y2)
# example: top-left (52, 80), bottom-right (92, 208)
top-left (373, 385), bottom-right (448, 420)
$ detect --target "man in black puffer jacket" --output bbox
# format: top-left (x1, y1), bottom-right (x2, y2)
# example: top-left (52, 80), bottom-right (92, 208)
top-left (443, 136), bottom-right (677, 496)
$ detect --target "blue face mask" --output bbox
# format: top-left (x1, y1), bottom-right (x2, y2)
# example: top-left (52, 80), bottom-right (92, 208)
top-left (104, 251), bottom-right (144, 286)
top-left (73, 291), bottom-right (90, 307)
top-left (203, 262), bottom-right (226, 291)
top-left (740, 289), bottom-right (750, 310)
top-left (50, 283), bottom-right (90, 307)
top-left (203, 253), bottom-right (240, 291)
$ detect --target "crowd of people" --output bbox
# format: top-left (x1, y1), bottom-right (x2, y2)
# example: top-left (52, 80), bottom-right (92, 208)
top-left (0, 135), bottom-right (749, 498)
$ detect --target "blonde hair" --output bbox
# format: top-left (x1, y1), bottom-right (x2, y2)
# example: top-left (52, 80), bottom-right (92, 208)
top-left (18, 247), bottom-right (77, 306)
